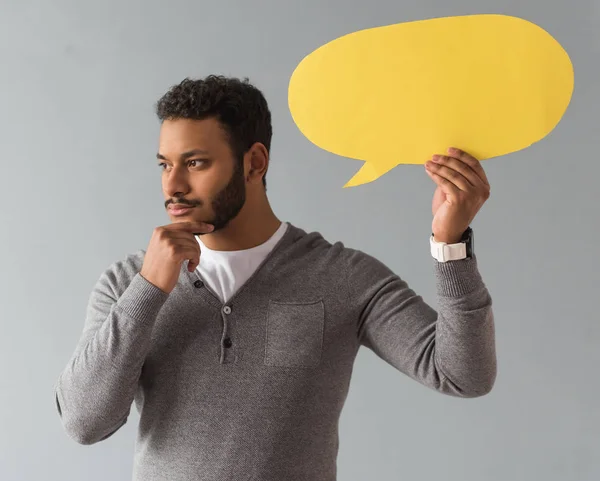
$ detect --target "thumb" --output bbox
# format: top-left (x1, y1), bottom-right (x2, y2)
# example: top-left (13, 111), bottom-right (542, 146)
top-left (188, 257), bottom-right (199, 272)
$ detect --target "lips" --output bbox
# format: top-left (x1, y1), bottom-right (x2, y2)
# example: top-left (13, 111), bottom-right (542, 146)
top-left (168, 204), bottom-right (195, 215)
top-left (169, 204), bottom-right (194, 210)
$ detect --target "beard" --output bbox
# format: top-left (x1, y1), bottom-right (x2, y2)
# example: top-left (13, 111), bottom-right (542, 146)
top-left (204, 159), bottom-right (246, 232)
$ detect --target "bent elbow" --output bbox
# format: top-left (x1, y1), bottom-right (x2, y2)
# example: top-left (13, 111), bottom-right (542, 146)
top-left (438, 363), bottom-right (497, 398)
top-left (55, 392), bottom-right (126, 445)
top-left (460, 370), bottom-right (497, 398)
top-left (62, 414), bottom-right (127, 445)
top-left (65, 422), bottom-right (103, 445)
top-left (463, 382), bottom-right (494, 398)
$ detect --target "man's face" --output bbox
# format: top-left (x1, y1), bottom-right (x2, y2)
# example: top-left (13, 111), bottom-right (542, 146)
top-left (158, 117), bottom-right (246, 232)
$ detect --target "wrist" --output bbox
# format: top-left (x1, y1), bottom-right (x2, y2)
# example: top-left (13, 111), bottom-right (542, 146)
top-left (430, 227), bottom-right (474, 262)
top-left (432, 234), bottom-right (462, 244)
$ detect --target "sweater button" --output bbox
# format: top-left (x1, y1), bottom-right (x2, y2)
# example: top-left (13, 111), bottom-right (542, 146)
top-left (223, 305), bottom-right (232, 314)
top-left (223, 337), bottom-right (233, 348)
top-left (193, 280), bottom-right (203, 288)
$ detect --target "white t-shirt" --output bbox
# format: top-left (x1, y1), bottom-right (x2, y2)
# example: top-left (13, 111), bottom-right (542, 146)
top-left (195, 222), bottom-right (289, 303)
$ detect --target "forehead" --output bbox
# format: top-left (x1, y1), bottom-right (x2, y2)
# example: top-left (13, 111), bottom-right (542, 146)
top-left (158, 117), bottom-right (230, 156)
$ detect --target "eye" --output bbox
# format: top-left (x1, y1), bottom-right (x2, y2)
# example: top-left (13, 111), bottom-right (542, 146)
top-left (157, 160), bottom-right (205, 170)
top-left (189, 159), bottom-right (207, 168)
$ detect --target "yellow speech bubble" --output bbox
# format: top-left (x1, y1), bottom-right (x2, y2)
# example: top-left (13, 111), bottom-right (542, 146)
top-left (288, 14), bottom-right (574, 187)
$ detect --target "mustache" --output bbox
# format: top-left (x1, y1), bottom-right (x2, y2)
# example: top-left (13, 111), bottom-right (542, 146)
top-left (165, 199), bottom-right (203, 208)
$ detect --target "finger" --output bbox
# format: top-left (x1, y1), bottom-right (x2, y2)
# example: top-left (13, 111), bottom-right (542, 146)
top-left (425, 167), bottom-right (460, 199)
top-left (169, 221), bottom-right (214, 235)
top-left (188, 252), bottom-right (200, 271)
top-left (172, 241), bottom-right (201, 271)
top-left (165, 234), bottom-right (200, 252)
top-left (176, 230), bottom-right (202, 244)
top-left (431, 155), bottom-right (485, 191)
top-left (426, 160), bottom-right (472, 192)
top-left (447, 147), bottom-right (490, 187)
top-left (162, 232), bottom-right (201, 262)
top-left (185, 246), bottom-right (202, 271)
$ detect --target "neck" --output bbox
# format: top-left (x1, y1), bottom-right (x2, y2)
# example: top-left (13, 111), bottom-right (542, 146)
top-left (199, 193), bottom-right (281, 251)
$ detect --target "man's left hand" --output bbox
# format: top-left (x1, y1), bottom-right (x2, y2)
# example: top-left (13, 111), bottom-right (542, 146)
top-left (425, 147), bottom-right (491, 244)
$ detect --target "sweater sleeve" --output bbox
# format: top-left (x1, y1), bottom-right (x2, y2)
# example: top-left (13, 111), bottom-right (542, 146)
top-left (347, 248), bottom-right (496, 398)
top-left (53, 262), bottom-right (170, 445)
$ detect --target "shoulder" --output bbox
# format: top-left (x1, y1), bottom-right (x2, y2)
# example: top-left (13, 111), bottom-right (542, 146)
top-left (285, 223), bottom-right (347, 260)
top-left (285, 223), bottom-right (387, 274)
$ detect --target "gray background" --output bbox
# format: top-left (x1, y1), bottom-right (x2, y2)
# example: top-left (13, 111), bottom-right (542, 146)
top-left (1, 0), bottom-right (597, 480)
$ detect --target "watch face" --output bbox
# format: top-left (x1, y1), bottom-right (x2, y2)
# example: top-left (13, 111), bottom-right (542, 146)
top-left (461, 227), bottom-right (473, 257)
top-left (467, 229), bottom-right (473, 257)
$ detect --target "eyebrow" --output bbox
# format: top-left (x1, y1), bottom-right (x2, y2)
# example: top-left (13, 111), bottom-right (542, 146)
top-left (156, 149), bottom-right (210, 161)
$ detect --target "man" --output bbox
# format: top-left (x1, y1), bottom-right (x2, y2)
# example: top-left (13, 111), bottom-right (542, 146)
top-left (54, 75), bottom-right (496, 481)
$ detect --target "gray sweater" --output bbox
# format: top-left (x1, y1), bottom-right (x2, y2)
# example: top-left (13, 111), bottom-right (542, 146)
top-left (54, 223), bottom-right (496, 481)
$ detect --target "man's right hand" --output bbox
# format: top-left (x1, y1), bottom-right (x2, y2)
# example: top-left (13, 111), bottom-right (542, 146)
top-left (140, 221), bottom-right (214, 293)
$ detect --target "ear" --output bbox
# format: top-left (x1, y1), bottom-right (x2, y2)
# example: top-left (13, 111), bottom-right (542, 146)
top-left (245, 142), bottom-right (269, 184)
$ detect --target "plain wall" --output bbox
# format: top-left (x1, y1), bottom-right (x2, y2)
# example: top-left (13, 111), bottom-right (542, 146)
top-left (1, 0), bottom-right (598, 480)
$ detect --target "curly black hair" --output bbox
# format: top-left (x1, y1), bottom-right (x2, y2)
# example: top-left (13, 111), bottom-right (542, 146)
top-left (155, 75), bottom-right (272, 187)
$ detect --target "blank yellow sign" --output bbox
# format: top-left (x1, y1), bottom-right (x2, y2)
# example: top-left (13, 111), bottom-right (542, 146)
top-left (288, 14), bottom-right (574, 187)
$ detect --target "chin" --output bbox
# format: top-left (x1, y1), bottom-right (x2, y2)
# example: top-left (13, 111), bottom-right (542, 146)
top-left (170, 215), bottom-right (194, 222)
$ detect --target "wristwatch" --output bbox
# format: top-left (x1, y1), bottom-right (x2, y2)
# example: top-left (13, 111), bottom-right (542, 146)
top-left (430, 227), bottom-right (473, 262)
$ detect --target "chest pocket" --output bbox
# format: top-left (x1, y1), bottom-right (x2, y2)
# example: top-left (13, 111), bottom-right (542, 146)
top-left (265, 299), bottom-right (324, 368)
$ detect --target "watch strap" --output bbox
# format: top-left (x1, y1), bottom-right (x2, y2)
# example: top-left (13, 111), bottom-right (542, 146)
top-left (430, 234), bottom-right (468, 262)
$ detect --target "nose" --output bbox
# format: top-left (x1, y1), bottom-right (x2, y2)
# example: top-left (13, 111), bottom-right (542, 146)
top-left (163, 165), bottom-right (191, 199)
